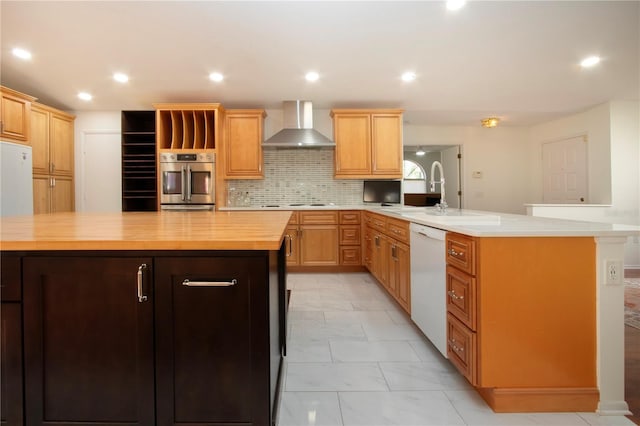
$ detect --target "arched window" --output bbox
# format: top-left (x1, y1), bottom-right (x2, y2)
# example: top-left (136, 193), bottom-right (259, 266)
top-left (403, 160), bottom-right (426, 180)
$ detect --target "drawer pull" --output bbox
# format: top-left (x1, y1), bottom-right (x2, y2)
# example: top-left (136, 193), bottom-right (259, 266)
top-left (182, 279), bottom-right (237, 287)
top-left (447, 290), bottom-right (464, 301)
top-left (448, 248), bottom-right (463, 257)
top-left (449, 339), bottom-right (464, 353)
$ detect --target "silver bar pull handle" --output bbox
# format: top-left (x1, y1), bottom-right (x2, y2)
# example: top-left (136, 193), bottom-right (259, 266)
top-left (137, 264), bottom-right (148, 302)
top-left (182, 279), bottom-right (237, 287)
top-left (186, 165), bottom-right (192, 201)
top-left (181, 166), bottom-right (187, 201)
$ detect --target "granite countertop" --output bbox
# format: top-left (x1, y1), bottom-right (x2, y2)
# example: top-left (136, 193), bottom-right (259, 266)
top-left (0, 211), bottom-right (292, 251)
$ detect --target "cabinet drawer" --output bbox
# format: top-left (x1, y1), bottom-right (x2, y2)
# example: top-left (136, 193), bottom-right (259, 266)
top-left (288, 211), bottom-right (299, 225)
top-left (369, 213), bottom-right (387, 232)
top-left (1, 255), bottom-right (21, 301)
top-left (340, 247), bottom-right (362, 265)
top-left (446, 233), bottom-right (476, 275)
top-left (299, 210), bottom-right (339, 225)
top-left (447, 313), bottom-right (477, 385)
top-left (446, 265), bottom-right (476, 330)
top-left (339, 225), bottom-right (361, 245)
top-left (339, 211), bottom-right (361, 224)
top-left (386, 218), bottom-right (409, 243)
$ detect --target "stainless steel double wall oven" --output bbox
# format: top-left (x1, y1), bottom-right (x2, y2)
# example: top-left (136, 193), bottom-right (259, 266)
top-left (160, 152), bottom-right (215, 210)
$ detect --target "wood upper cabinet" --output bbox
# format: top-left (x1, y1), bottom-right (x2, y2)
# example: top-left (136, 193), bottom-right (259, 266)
top-left (331, 109), bottom-right (403, 178)
top-left (0, 86), bottom-right (35, 144)
top-left (224, 109), bottom-right (266, 179)
top-left (32, 103), bottom-right (75, 176)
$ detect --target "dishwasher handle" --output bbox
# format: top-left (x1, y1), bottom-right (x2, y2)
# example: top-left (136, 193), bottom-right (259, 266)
top-left (410, 223), bottom-right (446, 241)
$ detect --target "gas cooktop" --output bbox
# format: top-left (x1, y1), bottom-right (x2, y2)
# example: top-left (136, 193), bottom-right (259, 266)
top-left (261, 203), bottom-right (328, 208)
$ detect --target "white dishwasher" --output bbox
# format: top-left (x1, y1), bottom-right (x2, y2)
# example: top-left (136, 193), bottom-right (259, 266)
top-left (410, 223), bottom-right (447, 357)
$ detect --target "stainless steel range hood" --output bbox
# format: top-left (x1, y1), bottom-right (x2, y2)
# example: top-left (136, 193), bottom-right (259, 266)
top-left (262, 101), bottom-right (335, 148)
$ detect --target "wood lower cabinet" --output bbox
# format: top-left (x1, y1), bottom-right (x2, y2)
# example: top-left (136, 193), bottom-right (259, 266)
top-left (1, 255), bottom-right (23, 426)
top-left (363, 212), bottom-right (411, 313)
top-left (19, 250), bottom-right (285, 425)
top-left (0, 86), bottom-right (35, 144)
top-left (33, 174), bottom-right (74, 214)
top-left (23, 257), bottom-right (155, 425)
top-left (445, 232), bottom-right (599, 412)
top-left (299, 224), bottom-right (339, 266)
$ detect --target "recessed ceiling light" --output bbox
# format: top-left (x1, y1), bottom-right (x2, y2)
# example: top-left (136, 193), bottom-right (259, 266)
top-left (78, 92), bottom-right (93, 101)
top-left (305, 71), bottom-right (320, 82)
top-left (113, 72), bottom-right (129, 83)
top-left (446, 0), bottom-right (466, 11)
top-left (401, 71), bottom-right (417, 82)
top-left (209, 72), bottom-right (224, 82)
top-left (416, 146), bottom-right (426, 156)
top-left (580, 55), bottom-right (601, 68)
top-left (12, 47), bottom-right (32, 60)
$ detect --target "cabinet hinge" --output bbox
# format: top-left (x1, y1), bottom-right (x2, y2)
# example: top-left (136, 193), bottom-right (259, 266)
top-left (457, 153), bottom-right (462, 159)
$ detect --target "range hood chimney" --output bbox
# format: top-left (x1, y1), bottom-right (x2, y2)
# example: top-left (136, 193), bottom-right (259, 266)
top-left (262, 101), bottom-right (335, 148)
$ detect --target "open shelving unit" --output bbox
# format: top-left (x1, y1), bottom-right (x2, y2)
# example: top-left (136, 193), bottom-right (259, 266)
top-left (121, 111), bottom-right (157, 211)
top-left (154, 103), bottom-right (222, 150)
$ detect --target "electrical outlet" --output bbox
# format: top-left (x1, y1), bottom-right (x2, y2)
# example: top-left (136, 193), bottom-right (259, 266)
top-left (605, 259), bottom-right (623, 285)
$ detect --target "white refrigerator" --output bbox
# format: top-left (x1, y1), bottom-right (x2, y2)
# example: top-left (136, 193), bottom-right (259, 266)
top-left (1, 141), bottom-right (33, 216)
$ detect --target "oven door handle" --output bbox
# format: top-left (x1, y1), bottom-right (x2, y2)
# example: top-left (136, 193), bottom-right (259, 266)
top-left (181, 165), bottom-right (187, 201)
top-left (186, 165), bottom-right (192, 201)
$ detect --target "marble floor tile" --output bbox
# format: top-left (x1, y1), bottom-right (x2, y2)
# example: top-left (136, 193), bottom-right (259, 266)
top-left (285, 362), bottom-right (389, 391)
top-left (339, 391), bottom-right (465, 426)
top-left (324, 310), bottom-right (397, 326)
top-left (445, 390), bottom-right (591, 425)
top-left (290, 321), bottom-right (366, 342)
top-left (286, 340), bottom-right (333, 362)
top-left (278, 392), bottom-right (343, 426)
top-left (361, 322), bottom-right (425, 341)
top-left (351, 299), bottom-right (399, 311)
top-left (386, 309), bottom-right (412, 325)
top-left (408, 339), bottom-right (447, 362)
top-left (289, 299), bottom-right (354, 312)
top-left (287, 310), bottom-right (326, 322)
top-left (380, 362), bottom-right (472, 391)
top-left (577, 412), bottom-right (636, 425)
top-left (330, 341), bottom-right (422, 363)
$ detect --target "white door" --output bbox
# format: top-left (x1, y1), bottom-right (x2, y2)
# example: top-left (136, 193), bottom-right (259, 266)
top-left (81, 132), bottom-right (122, 212)
top-left (542, 136), bottom-right (588, 204)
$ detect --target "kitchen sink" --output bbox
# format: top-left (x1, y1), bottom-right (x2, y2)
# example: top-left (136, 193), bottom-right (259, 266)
top-left (403, 209), bottom-right (501, 225)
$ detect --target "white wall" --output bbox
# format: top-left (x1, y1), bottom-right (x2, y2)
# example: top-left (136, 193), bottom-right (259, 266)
top-left (527, 101), bottom-right (640, 268)
top-left (403, 125), bottom-right (531, 214)
top-left (528, 102), bottom-right (612, 204)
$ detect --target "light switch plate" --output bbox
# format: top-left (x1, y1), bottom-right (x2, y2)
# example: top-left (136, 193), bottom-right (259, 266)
top-left (472, 171), bottom-right (483, 178)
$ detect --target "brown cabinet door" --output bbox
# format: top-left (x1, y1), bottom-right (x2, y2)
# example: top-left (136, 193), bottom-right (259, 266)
top-left (393, 241), bottom-right (411, 313)
top-left (333, 113), bottom-right (371, 176)
top-left (154, 256), bottom-right (270, 425)
top-left (1, 303), bottom-right (23, 425)
top-left (1, 90), bottom-right (31, 143)
top-left (23, 257), bottom-right (155, 425)
top-left (51, 175), bottom-right (74, 213)
top-left (371, 113), bottom-right (402, 177)
top-left (31, 105), bottom-right (50, 175)
top-left (299, 225), bottom-right (339, 266)
top-left (224, 110), bottom-right (264, 179)
top-left (49, 113), bottom-right (74, 176)
top-left (32, 174), bottom-right (51, 214)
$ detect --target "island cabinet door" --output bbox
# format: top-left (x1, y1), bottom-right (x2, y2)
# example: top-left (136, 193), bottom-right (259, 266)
top-left (154, 256), bottom-right (271, 426)
top-left (22, 257), bottom-right (155, 426)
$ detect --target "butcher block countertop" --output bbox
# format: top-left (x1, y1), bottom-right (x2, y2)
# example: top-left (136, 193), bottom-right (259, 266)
top-left (0, 211), bottom-right (292, 251)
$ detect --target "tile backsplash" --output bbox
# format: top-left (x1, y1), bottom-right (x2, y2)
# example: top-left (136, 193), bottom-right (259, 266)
top-left (225, 149), bottom-right (364, 206)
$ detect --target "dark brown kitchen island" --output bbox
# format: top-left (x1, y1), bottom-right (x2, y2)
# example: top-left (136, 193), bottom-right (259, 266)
top-left (0, 211), bottom-right (291, 426)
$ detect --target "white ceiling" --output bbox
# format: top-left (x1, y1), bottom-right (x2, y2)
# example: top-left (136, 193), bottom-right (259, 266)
top-left (1, 1), bottom-right (638, 127)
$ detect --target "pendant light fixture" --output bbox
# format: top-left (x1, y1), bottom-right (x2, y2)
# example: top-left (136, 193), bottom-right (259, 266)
top-left (481, 117), bottom-right (500, 128)
top-left (416, 146), bottom-right (426, 156)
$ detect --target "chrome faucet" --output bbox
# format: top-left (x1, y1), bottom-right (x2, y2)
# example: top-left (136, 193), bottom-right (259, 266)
top-left (430, 161), bottom-right (447, 211)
